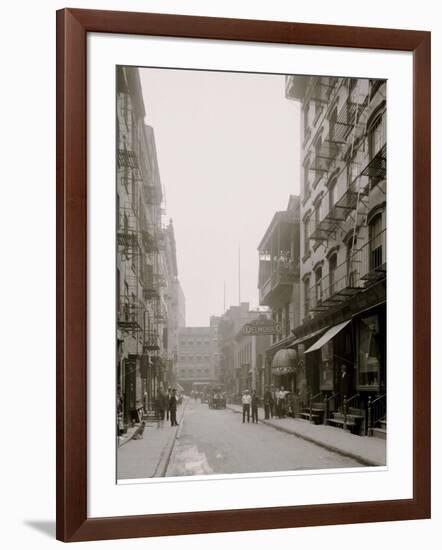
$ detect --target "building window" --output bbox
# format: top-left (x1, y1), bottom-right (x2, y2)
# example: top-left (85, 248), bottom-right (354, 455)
top-left (304, 277), bottom-right (310, 317)
top-left (369, 79), bottom-right (383, 100)
top-left (314, 266), bottom-right (323, 305)
top-left (303, 216), bottom-right (310, 256)
top-left (314, 136), bottom-right (322, 173)
top-left (329, 106), bottom-right (338, 142)
top-left (358, 315), bottom-right (381, 388)
top-left (369, 213), bottom-right (384, 270)
top-left (328, 253), bottom-right (338, 297)
top-left (131, 172), bottom-right (136, 212)
top-left (320, 341), bottom-right (334, 390)
top-left (303, 166), bottom-right (310, 199)
top-left (284, 303), bottom-right (290, 337)
top-left (329, 178), bottom-right (337, 212)
top-left (346, 236), bottom-right (357, 287)
top-left (369, 111), bottom-right (386, 159)
top-left (314, 100), bottom-right (322, 124)
top-left (303, 102), bottom-right (310, 137)
top-left (314, 200), bottom-right (321, 231)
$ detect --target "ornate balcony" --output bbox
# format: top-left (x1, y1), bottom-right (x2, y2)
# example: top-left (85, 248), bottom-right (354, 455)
top-left (259, 260), bottom-right (299, 307)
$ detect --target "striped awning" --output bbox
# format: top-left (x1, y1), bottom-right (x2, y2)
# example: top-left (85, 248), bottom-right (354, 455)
top-left (271, 348), bottom-right (297, 374)
top-left (304, 320), bottom-right (351, 354)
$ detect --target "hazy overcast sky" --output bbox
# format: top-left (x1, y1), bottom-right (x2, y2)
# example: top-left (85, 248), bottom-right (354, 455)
top-left (139, 68), bottom-right (301, 327)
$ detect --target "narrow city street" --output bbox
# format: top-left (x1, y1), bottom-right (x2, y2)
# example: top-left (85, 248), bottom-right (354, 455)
top-left (166, 399), bottom-right (361, 477)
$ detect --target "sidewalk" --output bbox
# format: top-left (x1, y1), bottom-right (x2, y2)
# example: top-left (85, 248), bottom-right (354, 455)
top-left (117, 404), bottom-right (186, 479)
top-left (227, 404), bottom-right (386, 467)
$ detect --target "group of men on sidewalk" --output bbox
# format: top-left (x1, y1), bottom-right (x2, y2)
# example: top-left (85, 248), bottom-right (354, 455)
top-left (241, 385), bottom-right (289, 423)
top-left (155, 387), bottom-right (179, 426)
top-left (264, 385), bottom-right (289, 419)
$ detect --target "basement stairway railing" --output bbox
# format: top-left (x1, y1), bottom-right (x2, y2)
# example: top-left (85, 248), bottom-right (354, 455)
top-left (367, 394), bottom-right (386, 436)
top-left (343, 393), bottom-right (360, 430)
top-left (309, 392), bottom-right (324, 422)
top-left (323, 392), bottom-right (340, 424)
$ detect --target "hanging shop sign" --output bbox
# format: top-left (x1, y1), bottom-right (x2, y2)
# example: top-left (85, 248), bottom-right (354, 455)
top-left (242, 318), bottom-right (281, 336)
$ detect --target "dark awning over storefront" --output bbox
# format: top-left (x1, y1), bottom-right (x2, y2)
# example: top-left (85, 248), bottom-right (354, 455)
top-left (304, 320), bottom-right (351, 354)
top-left (271, 348), bottom-right (297, 374)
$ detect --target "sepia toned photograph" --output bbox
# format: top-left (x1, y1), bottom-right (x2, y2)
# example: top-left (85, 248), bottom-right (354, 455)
top-left (115, 66), bottom-right (387, 481)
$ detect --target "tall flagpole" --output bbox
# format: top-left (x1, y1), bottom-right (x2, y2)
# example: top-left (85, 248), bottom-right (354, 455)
top-left (238, 247), bottom-right (241, 304)
top-left (223, 280), bottom-right (226, 313)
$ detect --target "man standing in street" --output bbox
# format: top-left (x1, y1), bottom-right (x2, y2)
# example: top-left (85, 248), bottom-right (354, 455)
top-left (165, 387), bottom-right (171, 421)
top-left (339, 365), bottom-right (352, 407)
top-left (276, 386), bottom-right (287, 418)
top-left (270, 385), bottom-right (277, 417)
top-left (263, 386), bottom-right (273, 419)
top-left (251, 390), bottom-right (259, 423)
top-left (169, 389), bottom-right (179, 426)
top-left (242, 390), bottom-right (251, 423)
top-left (155, 390), bottom-right (166, 423)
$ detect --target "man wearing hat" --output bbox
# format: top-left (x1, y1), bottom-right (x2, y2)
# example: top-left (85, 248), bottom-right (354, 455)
top-left (263, 386), bottom-right (273, 419)
top-left (241, 389), bottom-right (252, 423)
top-left (169, 389), bottom-right (179, 426)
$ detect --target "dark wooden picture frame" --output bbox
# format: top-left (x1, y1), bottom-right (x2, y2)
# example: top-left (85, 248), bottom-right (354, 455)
top-left (56, 8), bottom-right (431, 542)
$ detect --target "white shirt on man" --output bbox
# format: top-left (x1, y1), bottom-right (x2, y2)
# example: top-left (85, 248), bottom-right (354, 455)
top-left (242, 393), bottom-right (252, 405)
top-left (277, 390), bottom-right (287, 402)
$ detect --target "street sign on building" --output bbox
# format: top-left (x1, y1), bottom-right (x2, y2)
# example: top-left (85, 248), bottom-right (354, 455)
top-left (241, 318), bottom-right (281, 336)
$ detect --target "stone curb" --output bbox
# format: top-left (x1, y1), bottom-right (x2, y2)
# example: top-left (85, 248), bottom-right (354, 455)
top-left (226, 405), bottom-right (382, 467)
top-left (152, 401), bottom-right (187, 477)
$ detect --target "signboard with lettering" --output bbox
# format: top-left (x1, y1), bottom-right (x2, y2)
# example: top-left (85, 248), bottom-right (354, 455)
top-left (241, 319), bottom-right (281, 336)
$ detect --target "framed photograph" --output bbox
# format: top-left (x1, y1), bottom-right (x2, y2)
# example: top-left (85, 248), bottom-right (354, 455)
top-left (56, 8), bottom-right (431, 542)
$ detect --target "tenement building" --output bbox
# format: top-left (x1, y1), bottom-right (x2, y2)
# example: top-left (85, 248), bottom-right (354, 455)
top-left (285, 75), bottom-right (387, 437)
top-left (257, 195), bottom-right (301, 394)
top-left (116, 67), bottom-right (175, 428)
top-left (163, 219), bottom-right (186, 389)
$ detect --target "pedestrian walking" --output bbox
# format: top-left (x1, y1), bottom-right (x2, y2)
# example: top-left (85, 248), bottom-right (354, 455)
top-left (251, 390), bottom-right (259, 423)
top-left (169, 389), bottom-right (179, 426)
top-left (242, 390), bottom-right (251, 423)
top-left (263, 386), bottom-right (273, 419)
